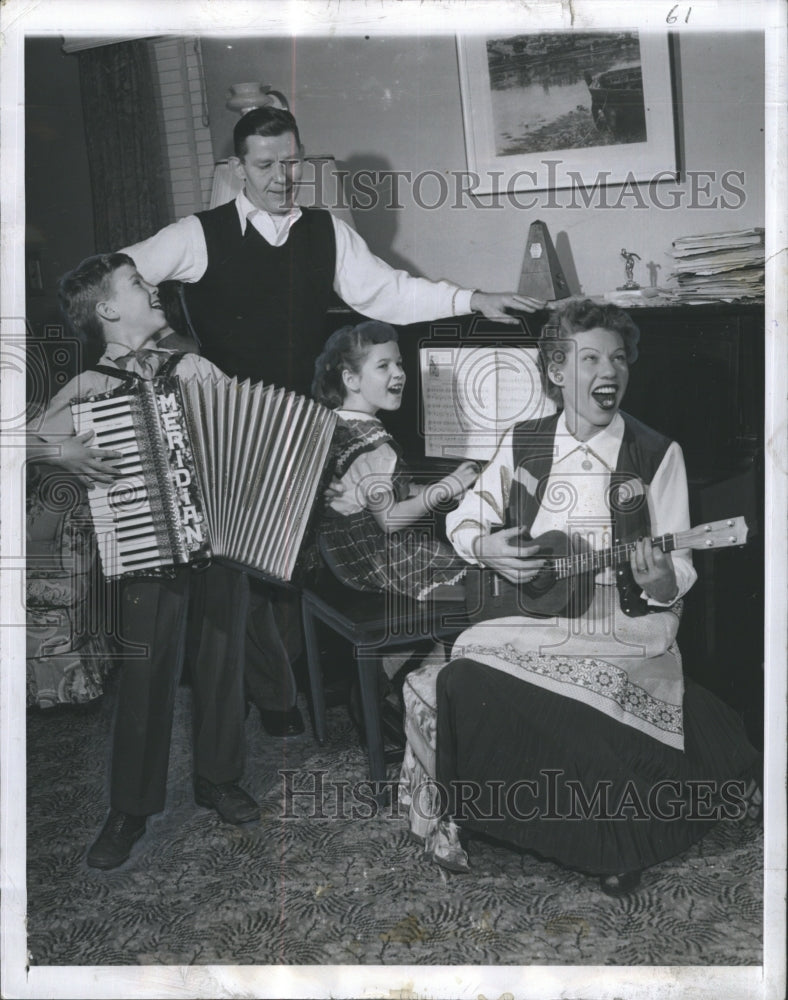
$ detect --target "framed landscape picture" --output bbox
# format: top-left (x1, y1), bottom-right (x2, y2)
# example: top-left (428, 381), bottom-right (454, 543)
top-left (457, 30), bottom-right (679, 194)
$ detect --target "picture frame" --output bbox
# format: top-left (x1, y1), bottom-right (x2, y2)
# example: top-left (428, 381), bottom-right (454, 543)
top-left (457, 30), bottom-right (680, 194)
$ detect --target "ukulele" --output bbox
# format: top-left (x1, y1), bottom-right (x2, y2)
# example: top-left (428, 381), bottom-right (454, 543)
top-left (464, 516), bottom-right (749, 622)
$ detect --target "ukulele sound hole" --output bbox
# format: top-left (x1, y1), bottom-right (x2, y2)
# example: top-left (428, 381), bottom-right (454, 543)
top-left (524, 568), bottom-right (556, 596)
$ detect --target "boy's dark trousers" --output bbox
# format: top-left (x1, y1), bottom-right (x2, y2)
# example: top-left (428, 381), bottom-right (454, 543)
top-left (184, 573), bottom-right (299, 715)
top-left (243, 581), bottom-right (299, 712)
top-left (109, 562), bottom-right (249, 817)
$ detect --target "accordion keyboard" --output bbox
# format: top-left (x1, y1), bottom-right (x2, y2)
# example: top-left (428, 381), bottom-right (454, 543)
top-left (71, 393), bottom-right (171, 575)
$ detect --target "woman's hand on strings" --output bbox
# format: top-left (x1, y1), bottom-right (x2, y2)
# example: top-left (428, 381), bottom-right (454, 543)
top-left (56, 431), bottom-right (124, 484)
top-left (472, 526), bottom-right (546, 584)
top-left (630, 537), bottom-right (678, 604)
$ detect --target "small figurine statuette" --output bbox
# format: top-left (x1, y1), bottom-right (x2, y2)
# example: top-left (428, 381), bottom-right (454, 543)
top-left (618, 248), bottom-right (641, 290)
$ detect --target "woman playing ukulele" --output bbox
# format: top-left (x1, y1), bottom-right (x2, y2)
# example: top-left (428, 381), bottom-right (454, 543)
top-left (399, 299), bottom-right (762, 892)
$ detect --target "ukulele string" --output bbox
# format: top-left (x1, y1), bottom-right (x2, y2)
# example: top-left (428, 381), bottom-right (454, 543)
top-left (550, 534), bottom-right (673, 579)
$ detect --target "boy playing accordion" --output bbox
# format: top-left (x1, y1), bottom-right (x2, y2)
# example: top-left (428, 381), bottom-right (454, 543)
top-left (31, 253), bottom-right (259, 869)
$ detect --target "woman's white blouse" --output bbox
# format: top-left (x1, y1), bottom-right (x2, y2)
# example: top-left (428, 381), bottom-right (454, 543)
top-left (446, 411), bottom-right (697, 605)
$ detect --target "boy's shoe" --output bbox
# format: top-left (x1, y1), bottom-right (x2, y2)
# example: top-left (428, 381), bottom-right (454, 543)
top-left (87, 810), bottom-right (146, 870)
top-left (194, 777), bottom-right (260, 824)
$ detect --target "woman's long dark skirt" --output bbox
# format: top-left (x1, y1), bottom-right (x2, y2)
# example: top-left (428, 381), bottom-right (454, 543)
top-left (435, 659), bottom-right (760, 876)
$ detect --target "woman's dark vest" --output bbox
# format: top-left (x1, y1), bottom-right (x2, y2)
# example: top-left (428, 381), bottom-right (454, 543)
top-left (182, 202), bottom-right (336, 395)
top-left (508, 411), bottom-right (673, 615)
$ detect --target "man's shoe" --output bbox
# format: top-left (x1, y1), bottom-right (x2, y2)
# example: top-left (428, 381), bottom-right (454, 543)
top-left (194, 777), bottom-right (260, 825)
top-left (257, 705), bottom-right (305, 737)
top-left (86, 810), bottom-right (146, 870)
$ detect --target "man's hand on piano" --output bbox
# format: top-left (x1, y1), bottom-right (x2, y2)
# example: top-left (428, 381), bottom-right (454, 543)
top-left (470, 291), bottom-right (546, 324)
top-left (59, 431), bottom-right (124, 483)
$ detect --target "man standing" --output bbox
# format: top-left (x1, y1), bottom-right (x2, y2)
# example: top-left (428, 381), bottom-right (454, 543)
top-left (121, 106), bottom-right (544, 738)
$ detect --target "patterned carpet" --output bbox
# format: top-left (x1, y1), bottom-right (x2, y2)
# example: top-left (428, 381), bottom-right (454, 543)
top-left (25, 673), bottom-right (763, 968)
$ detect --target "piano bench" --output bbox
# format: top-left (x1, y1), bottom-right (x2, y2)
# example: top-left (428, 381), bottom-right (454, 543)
top-left (300, 572), bottom-right (469, 796)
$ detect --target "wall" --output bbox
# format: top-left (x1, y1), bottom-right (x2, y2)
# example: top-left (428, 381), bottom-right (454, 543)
top-left (24, 33), bottom-right (764, 312)
top-left (201, 32), bottom-right (765, 295)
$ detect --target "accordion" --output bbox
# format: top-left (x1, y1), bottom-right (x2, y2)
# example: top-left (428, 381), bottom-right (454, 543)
top-left (70, 370), bottom-right (337, 582)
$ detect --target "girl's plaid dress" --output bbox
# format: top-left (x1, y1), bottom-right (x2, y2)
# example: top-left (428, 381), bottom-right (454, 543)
top-left (318, 414), bottom-right (467, 601)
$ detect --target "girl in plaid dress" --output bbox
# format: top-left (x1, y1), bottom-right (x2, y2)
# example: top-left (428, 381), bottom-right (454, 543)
top-left (312, 321), bottom-right (477, 602)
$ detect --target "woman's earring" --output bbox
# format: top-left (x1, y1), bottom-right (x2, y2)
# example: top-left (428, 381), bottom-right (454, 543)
top-left (552, 370), bottom-right (563, 383)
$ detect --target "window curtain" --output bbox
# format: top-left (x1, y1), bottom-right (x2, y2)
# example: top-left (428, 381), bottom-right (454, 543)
top-left (78, 40), bottom-right (170, 250)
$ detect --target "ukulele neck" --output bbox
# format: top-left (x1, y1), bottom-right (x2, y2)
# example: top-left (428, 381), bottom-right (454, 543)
top-left (555, 534), bottom-right (674, 580)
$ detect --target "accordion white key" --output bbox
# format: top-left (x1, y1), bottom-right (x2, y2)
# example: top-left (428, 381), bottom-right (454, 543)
top-left (70, 372), bottom-right (337, 582)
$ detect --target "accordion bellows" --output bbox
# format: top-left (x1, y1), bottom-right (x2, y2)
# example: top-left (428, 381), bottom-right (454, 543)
top-left (71, 374), bottom-right (337, 582)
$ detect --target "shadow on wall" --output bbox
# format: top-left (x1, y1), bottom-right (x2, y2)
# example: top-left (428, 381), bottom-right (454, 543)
top-left (341, 152), bottom-right (425, 276)
top-left (555, 231), bottom-right (583, 296)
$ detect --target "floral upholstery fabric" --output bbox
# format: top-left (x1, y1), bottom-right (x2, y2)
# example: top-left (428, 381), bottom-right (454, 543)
top-left (26, 467), bottom-right (114, 708)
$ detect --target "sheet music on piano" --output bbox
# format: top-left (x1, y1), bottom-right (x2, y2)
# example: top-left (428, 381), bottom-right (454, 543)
top-left (419, 345), bottom-right (555, 461)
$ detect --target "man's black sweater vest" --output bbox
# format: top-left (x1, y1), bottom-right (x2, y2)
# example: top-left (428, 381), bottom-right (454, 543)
top-left (183, 202), bottom-right (336, 395)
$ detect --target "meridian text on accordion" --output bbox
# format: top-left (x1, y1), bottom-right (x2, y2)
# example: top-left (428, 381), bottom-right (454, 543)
top-left (71, 373), bottom-right (337, 582)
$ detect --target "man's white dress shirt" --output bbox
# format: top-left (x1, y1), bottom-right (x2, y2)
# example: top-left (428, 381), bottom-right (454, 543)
top-left (122, 192), bottom-right (475, 327)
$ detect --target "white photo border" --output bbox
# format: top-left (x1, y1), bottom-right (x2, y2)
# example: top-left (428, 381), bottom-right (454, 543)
top-left (1, 2), bottom-right (786, 1000)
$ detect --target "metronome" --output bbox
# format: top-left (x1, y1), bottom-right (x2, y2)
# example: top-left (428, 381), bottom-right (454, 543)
top-left (518, 220), bottom-right (571, 302)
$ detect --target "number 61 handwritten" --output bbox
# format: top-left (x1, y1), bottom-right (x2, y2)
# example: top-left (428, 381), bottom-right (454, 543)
top-left (667, 4), bottom-right (692, 22)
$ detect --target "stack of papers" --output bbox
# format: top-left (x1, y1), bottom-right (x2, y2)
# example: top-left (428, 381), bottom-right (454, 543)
top-left (669, 229), bottom-right (765, 302)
